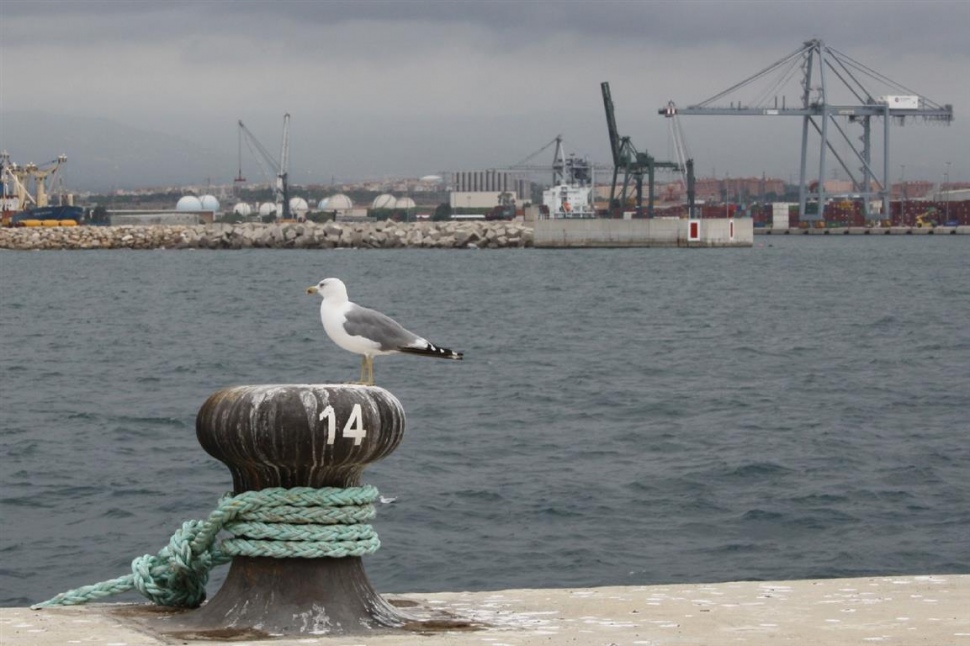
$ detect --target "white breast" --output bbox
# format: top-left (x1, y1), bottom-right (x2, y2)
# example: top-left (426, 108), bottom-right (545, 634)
top-left (320, 301), bottom-right (383, 356)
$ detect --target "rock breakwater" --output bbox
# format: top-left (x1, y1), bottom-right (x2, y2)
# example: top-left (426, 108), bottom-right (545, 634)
top-left (0, 220), bottom-right (534, 251)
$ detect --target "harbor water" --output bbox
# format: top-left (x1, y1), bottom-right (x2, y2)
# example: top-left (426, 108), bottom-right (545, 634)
top-left (1, 237), bottom-right (968, 607)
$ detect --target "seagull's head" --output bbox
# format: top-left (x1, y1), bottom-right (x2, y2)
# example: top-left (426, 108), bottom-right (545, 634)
top-left (306, 277), bottom-right (348, 302)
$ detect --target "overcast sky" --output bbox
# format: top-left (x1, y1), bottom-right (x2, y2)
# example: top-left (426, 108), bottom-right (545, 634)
top-left (2, 0), bottom-right (968, 189)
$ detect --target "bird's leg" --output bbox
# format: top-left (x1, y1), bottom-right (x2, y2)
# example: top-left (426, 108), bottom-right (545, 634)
top-left (366, 356), bottom-right (375, 386)
top-left (359, 356), bottom-right (368, 384)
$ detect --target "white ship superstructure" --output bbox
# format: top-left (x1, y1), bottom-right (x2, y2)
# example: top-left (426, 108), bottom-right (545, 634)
top-left (542, 182), bottom-right (594, 218)
top-left (541, 137), bottom-right (595, 218)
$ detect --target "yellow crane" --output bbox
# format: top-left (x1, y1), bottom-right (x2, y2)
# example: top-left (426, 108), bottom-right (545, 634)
top-left (915, 207), bottom-right (938, 228)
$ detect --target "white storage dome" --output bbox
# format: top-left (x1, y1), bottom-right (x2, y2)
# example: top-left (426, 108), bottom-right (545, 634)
top-left (371, 194), bottom-right (397, 209)
top-left (326, 194), bottom-right (353, 211)
top-left (317, 198), bottom-right (330, 210)
top-left (259, 202), bottom-right (278, 217)
top-left (232, 202), bottom-right (252, 216)
top-left (176, 195), bottom-right (202, 211)
top-left (395, 197), bottom-right (416, 209)
top-left (199, 195), bottom-right (220, 212)
top-left (289, 197), bottom-right (309, 214)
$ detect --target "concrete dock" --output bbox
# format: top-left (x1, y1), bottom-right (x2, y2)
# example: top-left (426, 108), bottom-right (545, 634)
top-left (534, 217), bottom-right (753, 247)
top-left (2, 574), bottom-right (967, 645)
top-left (756, 225), bottom-right (970, 235)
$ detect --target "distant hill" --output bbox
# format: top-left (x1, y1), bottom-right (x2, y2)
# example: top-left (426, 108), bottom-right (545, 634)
top-left (0, 111), bottom-right (231, 192)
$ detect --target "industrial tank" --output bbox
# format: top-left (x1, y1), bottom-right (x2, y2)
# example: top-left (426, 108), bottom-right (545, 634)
top-left (176, 196), bottom-right (202, 211)
top-left (200, 195), bottom-right (220, 212)
top-left (326, 194), bottom-right (353, 211)
top-left (289, 197), bottom-right (309, 216)
top-left (371, 194), bottom-right (397, 209)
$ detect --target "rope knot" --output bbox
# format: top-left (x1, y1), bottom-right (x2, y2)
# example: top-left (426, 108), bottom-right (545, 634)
top-left (130, 520), bottom-right (226, 608)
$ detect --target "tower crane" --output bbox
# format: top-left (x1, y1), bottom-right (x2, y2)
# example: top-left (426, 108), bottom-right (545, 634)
top-left (602, 82), bottom-right (691, 218)
top-left (238, 114), bottom-right (291, 220)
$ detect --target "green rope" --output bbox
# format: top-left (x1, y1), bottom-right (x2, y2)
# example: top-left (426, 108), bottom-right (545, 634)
top-left (31, 485), bottom-right (380, 609)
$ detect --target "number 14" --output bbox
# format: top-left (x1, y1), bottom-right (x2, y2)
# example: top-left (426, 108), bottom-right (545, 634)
top-left (318, 404), bottom-right (367, 446)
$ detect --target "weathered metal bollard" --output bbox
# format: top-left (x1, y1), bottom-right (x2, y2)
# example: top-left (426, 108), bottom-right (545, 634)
top-left (167, 384), bottom-right (406, 637)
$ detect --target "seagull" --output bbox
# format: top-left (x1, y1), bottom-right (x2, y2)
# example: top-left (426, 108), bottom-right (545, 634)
top-left (307, 277), bottom-right (463, 385)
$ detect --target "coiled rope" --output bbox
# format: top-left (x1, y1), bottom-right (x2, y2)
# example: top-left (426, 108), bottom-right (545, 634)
top-left (31, 485), bottom-right (380, 609)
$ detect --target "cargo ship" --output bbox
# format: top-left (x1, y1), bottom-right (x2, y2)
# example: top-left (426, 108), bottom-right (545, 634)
top-left (541, 139), bottom-right (596, 218)
top-left (1, 151), bottom-right (83, 226)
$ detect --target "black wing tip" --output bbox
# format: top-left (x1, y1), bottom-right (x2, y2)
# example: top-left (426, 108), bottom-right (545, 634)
top-left (400, 345), bottom-right (464, 360)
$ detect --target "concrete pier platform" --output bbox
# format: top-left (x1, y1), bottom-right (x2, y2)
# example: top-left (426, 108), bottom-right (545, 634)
top-left (2, 575), bottom-right (967, 645)
top-left (535, 218), bottom-right (753, 247)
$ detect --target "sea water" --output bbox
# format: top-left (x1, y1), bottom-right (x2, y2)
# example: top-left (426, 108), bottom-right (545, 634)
top-left (1, 236), bottom-right (968, 607)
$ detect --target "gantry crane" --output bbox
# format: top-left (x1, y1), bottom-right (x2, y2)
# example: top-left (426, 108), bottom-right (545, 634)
top-left (602, 82), bottom-right (692, 218)
top-left (659, 39), bottom-right (953, 222)
top-left (238, 114), bottom-right (291, 220)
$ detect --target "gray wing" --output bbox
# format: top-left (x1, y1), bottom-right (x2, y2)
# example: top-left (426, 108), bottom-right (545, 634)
top-left (343, 304), bottom-right (424, 351)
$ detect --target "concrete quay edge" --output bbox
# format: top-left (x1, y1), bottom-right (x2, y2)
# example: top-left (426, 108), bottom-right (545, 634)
top-left (1, 574), bottom-right (967, 646)
top-left (756, 225), bottom-right (970, 235)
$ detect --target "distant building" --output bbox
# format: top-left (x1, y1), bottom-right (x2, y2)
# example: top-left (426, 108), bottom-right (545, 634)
top-left (892, 181), bottom-right (934, 199)
top-left (694, 177), bottom-right (786, 202)
top-left (449, 170), bottom-right (532, 201)
top-left (450, 191), bottom-right (508, 210)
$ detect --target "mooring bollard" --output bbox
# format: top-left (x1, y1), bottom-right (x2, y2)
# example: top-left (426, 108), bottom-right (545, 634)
top-left (165, 383), bottom-right (407, 637)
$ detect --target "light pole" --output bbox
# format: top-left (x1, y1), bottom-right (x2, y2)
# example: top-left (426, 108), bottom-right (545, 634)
top-left (404, 179), bottom-right (410, 222)
top-left (899, 164), bottom-right (905, 225)
top-left (943, 161), bottom-right (951, 224)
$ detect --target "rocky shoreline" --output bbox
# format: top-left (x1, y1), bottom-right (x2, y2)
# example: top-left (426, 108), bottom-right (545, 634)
top-left (0, 220), bottom-right (534, 251)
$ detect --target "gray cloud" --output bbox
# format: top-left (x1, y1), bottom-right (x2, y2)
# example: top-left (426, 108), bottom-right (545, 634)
top-left (2, 0), bottom-right (967, 189)
top-left (7, 1), bottom-right (966, 53)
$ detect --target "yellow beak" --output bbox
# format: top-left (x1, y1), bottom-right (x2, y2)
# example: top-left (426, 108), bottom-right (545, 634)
top-left (306, 286), bottom-right (318, 295)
